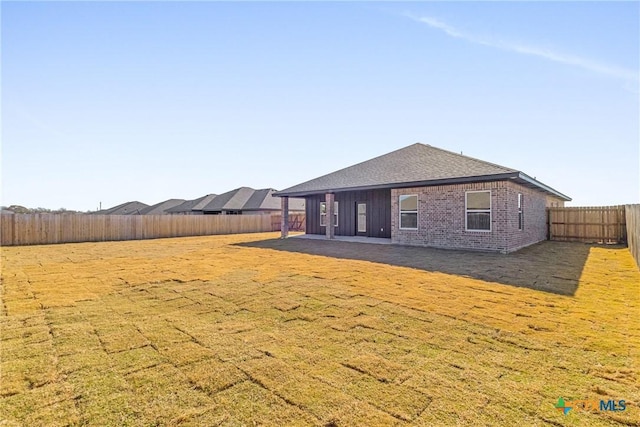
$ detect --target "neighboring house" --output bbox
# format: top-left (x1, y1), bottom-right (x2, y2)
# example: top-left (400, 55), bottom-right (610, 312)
top-left (201, 187), bottom-right (305, 215)
top-left (241, 188), bottom-right (305, 214)
top-left (165, 194), bottom-right (217, 215)
top-left (274, 143), bottom-right (570, 253)
top-left (139, 199), bottom-right (186, 215)
top-left (92, 201), bottom-right (149, 215)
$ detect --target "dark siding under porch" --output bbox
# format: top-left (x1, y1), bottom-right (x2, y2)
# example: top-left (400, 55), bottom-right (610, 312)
top-left (305, 189), bottom-right (391, 238)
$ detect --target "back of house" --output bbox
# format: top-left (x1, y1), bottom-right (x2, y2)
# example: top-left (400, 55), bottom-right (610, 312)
top-left (275, 143), bottom-right (570, 253)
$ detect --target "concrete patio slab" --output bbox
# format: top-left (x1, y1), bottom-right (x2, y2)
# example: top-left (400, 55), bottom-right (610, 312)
top-left (289, 233), bottom-right (392, 245)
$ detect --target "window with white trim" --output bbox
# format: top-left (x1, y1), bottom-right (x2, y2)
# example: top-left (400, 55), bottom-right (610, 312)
top-left (399, 195), bottom-right (418, 229)
top-left (518, 193), bottom-right (523, 230)
top-left (320, 201), bottom-right (338, 227)
top-left (466, 191), bottom-right (491, 231)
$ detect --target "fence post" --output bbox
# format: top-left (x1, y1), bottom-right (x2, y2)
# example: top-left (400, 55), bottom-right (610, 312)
top-left (626, 205), bottom-right (640, 270)
top-left (11, 214), bottom-right (16, 246)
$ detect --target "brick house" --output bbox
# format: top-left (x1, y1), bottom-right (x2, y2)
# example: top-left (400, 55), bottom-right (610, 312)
top-left (274, 143), bottom-right (570, 253)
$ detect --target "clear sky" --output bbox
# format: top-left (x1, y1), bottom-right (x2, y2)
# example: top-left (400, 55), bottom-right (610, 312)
top-left (2, 1), bottom-right (638, 211)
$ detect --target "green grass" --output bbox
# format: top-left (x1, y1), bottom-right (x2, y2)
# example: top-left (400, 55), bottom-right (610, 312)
top-left (1, 232), bottom-right (638, 426)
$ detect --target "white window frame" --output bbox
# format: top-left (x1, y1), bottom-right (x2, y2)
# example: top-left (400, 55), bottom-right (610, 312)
top-left (320, 201), bottom-right (338, 227)
top-left (518, 193), bottom-right (523, 231)
top-left (465, 190), bottom-right (491, 232)
top-left (399, 195), bottom-right (418, 230)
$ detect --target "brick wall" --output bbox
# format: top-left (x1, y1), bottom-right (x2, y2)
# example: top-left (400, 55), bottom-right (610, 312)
top-left (391, 181), bottom-right (565, 253)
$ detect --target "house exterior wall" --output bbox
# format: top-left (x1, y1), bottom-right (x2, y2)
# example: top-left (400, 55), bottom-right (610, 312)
top-left (392, 180), bottom-right (564, 253)
top-left (305, 189), bottom-right (391, 238)
top-left (504, 182), bottom-right (564, 252)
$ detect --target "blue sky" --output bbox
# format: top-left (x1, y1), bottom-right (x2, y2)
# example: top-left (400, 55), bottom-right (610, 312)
top-left (2, 1), bottom-right (638, 211)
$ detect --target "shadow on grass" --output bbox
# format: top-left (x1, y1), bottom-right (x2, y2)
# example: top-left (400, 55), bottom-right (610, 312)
top-left (234, 238), bottom-right (612, 296)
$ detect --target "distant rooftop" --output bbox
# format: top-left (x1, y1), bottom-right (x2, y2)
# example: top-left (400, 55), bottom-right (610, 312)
top-left (92, 201), bottom-right (149, 215)
top-left (139, 199), bottom-right (186, 215)
top-left (201, 187), bottom-right (305, 212)
top-left (165, 194), bottom-right (217, 213)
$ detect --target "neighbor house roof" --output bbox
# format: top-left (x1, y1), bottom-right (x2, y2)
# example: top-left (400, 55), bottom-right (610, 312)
top-left (165, 194), bottom-right (217, 214)
top-left (140, 199), bottom-right (186, 215)
top-left (243, 188), bottom-right (306, 211)
top-left (274, 143), bottom-right (571, 201)
top-left (92, 201), bottom-right (149, 215)
top-left (202, 187), bottom-right (255, 212)
top-left (200, 187), bottom-right (306, 212)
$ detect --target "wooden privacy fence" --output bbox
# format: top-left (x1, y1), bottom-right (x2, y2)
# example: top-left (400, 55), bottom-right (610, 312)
top-left (271, 214), bottom-right (306, 232)
top-left (547, 206), bottom-right (626, 244)
top-left (625, 204), bottom-right (640, 269)
top-left (0, 214), bottom-right (276, 246)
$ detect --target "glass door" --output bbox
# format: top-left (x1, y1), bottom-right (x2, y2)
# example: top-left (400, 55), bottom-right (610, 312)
top-left (357, 202), bottom-right (367, 235)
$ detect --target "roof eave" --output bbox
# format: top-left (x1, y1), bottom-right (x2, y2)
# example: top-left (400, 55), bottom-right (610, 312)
top-left (274, 172), bottom-right (571, 201)
top-left (515, 172), bottom-right (572, 201)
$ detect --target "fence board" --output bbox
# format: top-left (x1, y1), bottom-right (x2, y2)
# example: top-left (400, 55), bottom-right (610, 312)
top-left (547, 206), bottom-right (626, 244)
top-left (625, 204), bottom-right (640, 270)
top-left (0, 214), bottom-right (277, 246)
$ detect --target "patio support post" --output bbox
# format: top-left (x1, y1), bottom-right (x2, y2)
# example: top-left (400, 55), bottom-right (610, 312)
top-left (280, 196), bottom-right (289, 238)
top-left (325, 193), bottom-right (335, 239)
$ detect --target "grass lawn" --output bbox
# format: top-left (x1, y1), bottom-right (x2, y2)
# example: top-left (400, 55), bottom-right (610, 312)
top-left (1, 232), bottom-right (638, 426)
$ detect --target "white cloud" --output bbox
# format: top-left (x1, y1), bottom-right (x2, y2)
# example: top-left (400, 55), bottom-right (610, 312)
top-left (408, 14), bottom-right (639, 83)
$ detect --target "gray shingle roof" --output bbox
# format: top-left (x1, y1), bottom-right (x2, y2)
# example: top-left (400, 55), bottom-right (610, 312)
top-left (201, 187), bottom-right (254, 211)
top-left (200, 187), bottom-right (306, 212)
top-left (243, 188), bottom-right (276, 210)
top-left (92, 201), bottom-right (149, 215)
top-left (140, 199), bottom-right (186, 215)
top-left (275, 143), bottom-right (570, 200)
top-left (192, 194), bottom-right (218, 211)
top-left (243, 188), bottom-right (306, 211)
top-left (165, 194), bottom-right (217, 213)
